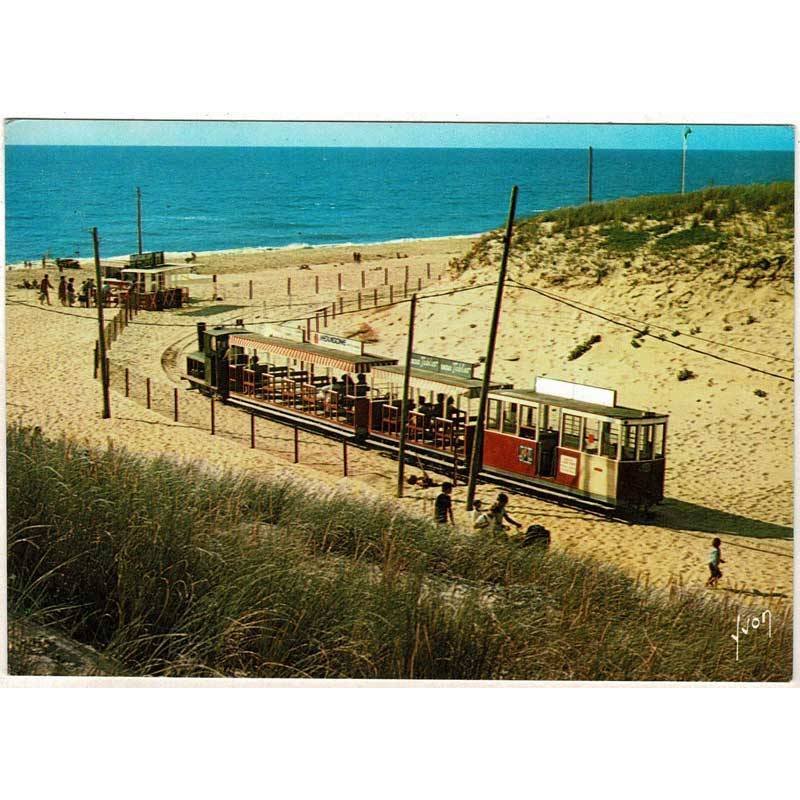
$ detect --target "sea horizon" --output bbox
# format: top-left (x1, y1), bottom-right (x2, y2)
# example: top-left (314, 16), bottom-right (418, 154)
top-left (5, 145), bottom-right (794, 263)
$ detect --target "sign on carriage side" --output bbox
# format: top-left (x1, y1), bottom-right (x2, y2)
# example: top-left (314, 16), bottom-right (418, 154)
top-left (310, 331), bottom-right (364, 356)
top-left (411, 352), bottom-right (475, 380)
top-left (535, 376), bottom-right (616, 407)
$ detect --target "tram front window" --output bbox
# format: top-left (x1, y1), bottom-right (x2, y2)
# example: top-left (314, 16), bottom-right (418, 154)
top-left (621, 425), bottom-right (638, 460)
top-left (519, 404), bottom-right (537, 440)
top-left (638, 425), bottom-right (655, 460)
top-left (601, 421), bottom-right (619, 458)
top-left (561, 413), bottom-right (582, 450)
top-left (653, 423), bottom-right (666, 459)
top-left (583, 418), bottom-right (600, 454)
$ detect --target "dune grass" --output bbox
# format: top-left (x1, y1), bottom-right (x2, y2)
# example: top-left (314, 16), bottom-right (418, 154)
top-left (6, 424), bottom-right (792, 680)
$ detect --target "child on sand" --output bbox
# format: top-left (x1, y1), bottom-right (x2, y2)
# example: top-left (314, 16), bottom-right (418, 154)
top-left (706, 537), bottom-right (725, 588)
top-left (471, 499), bottom-right (490, 531)
top-left (489, 493), bottom-right (523, 534)
top-left (434, 482), bottom-right (454, 525)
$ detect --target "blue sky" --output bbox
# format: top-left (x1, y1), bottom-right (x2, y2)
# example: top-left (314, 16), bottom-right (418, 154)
top-left (4, 119), bottom-right (795, 150)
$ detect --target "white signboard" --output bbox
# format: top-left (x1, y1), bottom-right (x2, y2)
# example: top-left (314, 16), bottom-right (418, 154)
top-left (249, 322), bottom-right (305, 343)
top-left (559, 454), bottom-right (578, 477)
top-left (310, 331), bottom-right (363, 356)
top-left (535, 376), bottom-right (616, 407)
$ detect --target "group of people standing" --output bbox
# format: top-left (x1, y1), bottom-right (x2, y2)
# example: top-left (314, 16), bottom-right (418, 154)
top-left (31, 274), bottom-right (97, 307)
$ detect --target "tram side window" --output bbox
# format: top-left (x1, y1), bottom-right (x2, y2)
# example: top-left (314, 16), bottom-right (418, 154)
top-left (638, 425), bottom-right (655, 460)
top-left (653, 423), bottom-right (666, 459)
top-left (561, 413), bottom-right (582, 450)
top-left (600, 421), bottom-right (619, 458)
top-left (583, 418), bottom-right (600, 454)
top-left (519, 404), bottom-right (537, 440)
top-left (487, 399), bottom-right (501, 431)
top-left (502, 402), bottom-right (518, 435)
top-left (621, 425), bottom-right (638, 461)
top-left (542, 405), bottom-right (560, 434)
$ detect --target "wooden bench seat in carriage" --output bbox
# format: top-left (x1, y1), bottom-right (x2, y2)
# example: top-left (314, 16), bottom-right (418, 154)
top-left (242, 368), bottom-right (257, 395)
top-left (432, 417), bottom-right (458, 451)
top-left (380, 403), bottom-right (400, 435)
top-left (407, 410), bottom-right (426, 443)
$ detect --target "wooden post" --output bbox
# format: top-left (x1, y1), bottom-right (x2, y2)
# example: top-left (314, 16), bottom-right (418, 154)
top-left (397, 293), bottom-right (418, 498)
top-left (146, 377), bottom-right (151, 409)
top-left (373, 287), bottom-right (378, 306)
top-left (306, 318), bottom-right (311, 339)
top-left (389, 285), bottom-right (394, 304)
top-left (339, 297), bottom-right (344, 314)
top-left (315, 275), bottom-right (319, 294)
top-left (173, 387), bottom-right (179, 421)
top-left (357, 291), bottom-right (362, 311)
top-left (338, 272), bottom-right (342, 291)
top-left (427, 263), bottom-right (431, 278)
top-left (94, 342), bottom-right (99, 379)
top-left (212, 274), bottom-right (218, 299)
top-left (294, 426), bottom-right (299, 463)
top-left (92, 227), bottom-right (111, 419)
top-left (210, 397), bottom-right (215, 435)
top-left (249, 279), bottom-right (253, 300)
top-left (417, 277), bottom-right (422, 291)
top-left (588, 146), bottom-right (594, 203)
top-left (315, 313), bottom-right (320, 332)
top-left (323, 306), bottom-right (328, 326)
top-left (384, 267), bottom-right (388, 285)
top-left (332, 302), bottom-right (336, 319)
top-left (404, 263), bottom-right (409, 283)
top-left (136, 187), bottom-right (143, 255)
top-left (466, 185), bottom-right (518, 511)
top-left (403, 282), bottom-right (408, 299)
top-left (343, 440), bottom-right (349, 477)
top-left (287, 276), bottom-right (291, 296)
top-left (125, 368), bottom-right (130, 397)
top-left (250, 413), bottom-right (255, 448)
top-left (361, 270), bottom-right (365, 288)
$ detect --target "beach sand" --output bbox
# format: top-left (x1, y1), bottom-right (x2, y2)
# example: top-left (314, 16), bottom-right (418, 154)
top-left (5, 233), bottom-right (793, 607)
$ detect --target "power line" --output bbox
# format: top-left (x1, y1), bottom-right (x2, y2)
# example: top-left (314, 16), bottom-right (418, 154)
top-left (507, 278), bottom-right (794, 382)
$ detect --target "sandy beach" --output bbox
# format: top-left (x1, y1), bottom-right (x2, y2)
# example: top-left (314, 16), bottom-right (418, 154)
top-left (5, 230), bottom-right (793, 606)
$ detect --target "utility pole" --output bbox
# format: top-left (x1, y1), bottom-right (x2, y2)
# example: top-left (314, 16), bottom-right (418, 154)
top-left (136, 187), bottom-right (143, 254)
top-left (587, 146), bottom-right (593, 203)
top-left (466, 185), bottom-right (518, 511)
top-left (93, 227), bottom-right (111, 419)
top-left (680, 127), bottom-right (692, 194)
top-left (396, 293), bottom-right (418, 498)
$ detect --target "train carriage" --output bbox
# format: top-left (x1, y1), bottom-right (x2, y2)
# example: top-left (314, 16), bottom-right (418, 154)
top-left (482, 377), bottom-right (668, 511)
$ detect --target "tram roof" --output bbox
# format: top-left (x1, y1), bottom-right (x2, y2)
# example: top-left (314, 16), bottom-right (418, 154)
top-left (373, 365), bottom-right (510, 399)
top-left (228, 332), bottom-right (397, 372)
top-left (489, 388), bottom-right (667, 420)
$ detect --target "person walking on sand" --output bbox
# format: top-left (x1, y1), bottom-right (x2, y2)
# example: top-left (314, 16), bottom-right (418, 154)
top-left (434, 482), bottom-right (454, 525)
top-left (39, 274), bottom-right (53, 305)
top-left (706, 537), bottom-right (725, 588)
top-left (67, 277), bottom-right (76, 307)
top-left (489, 493), bottom-right (523, 534)
top-left (57, 275), bottom-right (68, 306)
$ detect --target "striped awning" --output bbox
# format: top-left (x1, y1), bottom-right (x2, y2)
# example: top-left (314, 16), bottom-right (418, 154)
top-left (229, 333), bottom-right (397, 373)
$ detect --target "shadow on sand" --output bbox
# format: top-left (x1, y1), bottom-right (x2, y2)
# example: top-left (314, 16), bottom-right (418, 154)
top-left (657, 498), bottom-right (793, 540)
top-left (720, 586), bottom-right (789, 600)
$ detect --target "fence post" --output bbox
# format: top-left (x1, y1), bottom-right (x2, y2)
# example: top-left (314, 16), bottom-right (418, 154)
top-left (146, 377), bottom-right (151, 409)
top-left (315, 313), bottom-right (320, 332)
top-left (373, 287), bottom-right (378, 307)
top-left (323, 307), bottom-right (328, 326)
top-left (212, 274), bottom-right (218, 299)
top-left (94, 342), bottom-right (99, 378)
top-left (294, 426), bottom-right (299, 463)
top-left (403, 282), bottom-right (408, 299)
top-left (250, 413), bottom-right (255, 448)
top-left (338, 272), bottom-right (342, 291)
top-left (417, 277), bottom-right (422, 291)
top-left (315, 275), bottom-right (320, 294)
top-left (339, 297), bottom-right (344, 314)
top-left (210, 397), bottom-right (215, 435)
top-left (427, 262), bottom-right (431, 278)
top-left (332, 302), bottom-right (336, 319)
top-left (384, 267), bottom-right (388, 285)
top-left (404, 263), bottom-right (409, 283)
top-left (357, 291), bottom-right (362, 311)
top-left (343, 440), bottom-right (348, 477)
top-left (287, 276), bottom-right (291, 297)
top-left (306, 318), bottom-right (311, 340)
top-left (249, 279), bottom-right (253, 300)
top-left (389, 285), bottom-right (394, 304)
top-left (125, 368), bottom-right (130, 397)
top-left (173, 387), bottom-right (179, 421)
top-left (361, 270), bottom-right (365, 288)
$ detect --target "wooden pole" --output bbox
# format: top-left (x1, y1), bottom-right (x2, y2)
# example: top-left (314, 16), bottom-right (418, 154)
top-left (125, 368), bottom-right (130, 397)
top-left (588, 146), bottom-right (594, 203)
top-left (404, 263), bottom-right (409, 283)
top-left (315, 313), bottom-right (320, 332)
top-left (173, 387), bottom-right (179, 421)
top-left (92, 227), bottom-right (111, 419)
top-left (306, 318), bottom-right (312, 339)
top-left (146, 377), bottom-right (151, 409)
top-left (427, 263), bottom-right (431, 278)
top-left (373, 287), bottom-right (378, 306)
top-left (361, 270), bottom-right (365, 288)
top-left (136, 187), bottom-right (143, 255)
top-left (323, 306), bottom-right (328, 326)
top-left (357, 290), bottom-right (362, 311)
top-left (315, 275), bottom-right (319, 294)
top-left (338, 272), bottom-right (342, 290)
top-left (93, 342), bottom-right (99, 379)
top-left (343, 440), bottom-right (349, 477)
top-left (287, 276), bottom-right (291, 296)
top-left (384, 267), bottom-right (388, 285)
top-left (210, 397), bottom-right (215, 435)
top-left (466, 185), bottom-right (518, 511)
top-left (417, 277), bottom-right (422, 291)
top-left (294, 426), bottom-right (299, 463)
top-left (249, 279), bottom-right (253, 300)
top-left (389, 285), bottom-right (394, 304)
top-left (250, 413), bottom-right (255, 448)
top-left (396, 293), bottom-right (418, 498)
top-left (332, 302), bottom-right (336, 319)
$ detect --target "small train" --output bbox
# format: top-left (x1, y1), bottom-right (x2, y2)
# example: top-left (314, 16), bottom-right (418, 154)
top-left (183, 321), bottom-right (668, 513)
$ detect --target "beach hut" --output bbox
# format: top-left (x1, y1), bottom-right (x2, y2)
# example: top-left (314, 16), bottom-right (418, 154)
top-left (120, 252), bottom-right (189, 310)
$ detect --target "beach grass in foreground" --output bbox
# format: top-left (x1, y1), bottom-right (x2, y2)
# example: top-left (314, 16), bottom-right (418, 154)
top-left (6, 425), bottom-right (792, 680)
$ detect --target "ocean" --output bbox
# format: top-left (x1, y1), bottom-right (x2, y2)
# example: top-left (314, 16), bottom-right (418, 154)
top-left (3, 146), bottom-right (794, 264)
